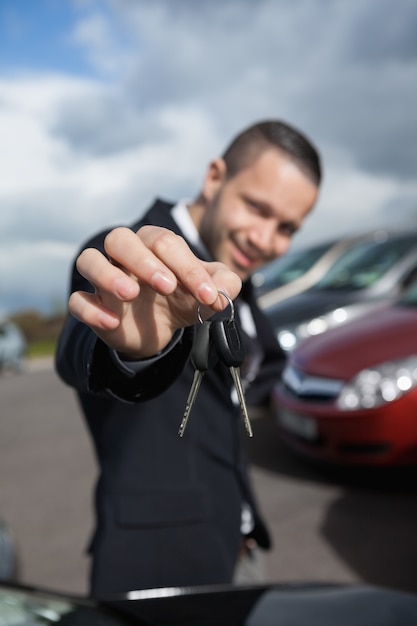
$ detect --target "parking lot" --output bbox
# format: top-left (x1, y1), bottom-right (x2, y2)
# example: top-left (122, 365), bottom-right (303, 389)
top-left (1, 360), bottom-right (417, 596)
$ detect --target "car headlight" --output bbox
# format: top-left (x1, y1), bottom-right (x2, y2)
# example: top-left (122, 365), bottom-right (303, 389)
top-left (337, 356), bottom-right (417, 411)
top-left (277, 330), bottom-right (298, 351)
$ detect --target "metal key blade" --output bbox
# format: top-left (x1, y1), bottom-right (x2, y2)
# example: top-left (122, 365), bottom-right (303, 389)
top-left (211, 318), bottom-right (252, 437)
top-left (179, 321), bottom-right (217, 437)
top-left (229, 366), bottom-right (253, 438)
top-left (178, 369), bottom-right (204, 437)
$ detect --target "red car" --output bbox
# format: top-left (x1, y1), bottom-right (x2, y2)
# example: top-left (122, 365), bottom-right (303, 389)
top-left (272, 281), bottom-right (417, 466)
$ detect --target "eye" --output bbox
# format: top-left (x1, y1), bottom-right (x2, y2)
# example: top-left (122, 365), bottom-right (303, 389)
top-left (247, 199), bottom-right (263, 214)
top-left (246, 199), bottom-right (274, 220)
top-left (279, 222), bottom-right (298, 237)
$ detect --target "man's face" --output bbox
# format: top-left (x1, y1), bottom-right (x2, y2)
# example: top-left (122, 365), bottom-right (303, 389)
top-left (198, 149), bottom-right (319, 282)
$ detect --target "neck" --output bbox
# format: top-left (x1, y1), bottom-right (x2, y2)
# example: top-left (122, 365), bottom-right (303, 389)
top-left (187, 196), bottom-right (205, 232)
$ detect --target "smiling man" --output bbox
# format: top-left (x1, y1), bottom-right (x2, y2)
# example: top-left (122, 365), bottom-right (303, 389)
top-left (192, 140), bottom-right (318, 281)
top-left (56, 119), bottom-right (321, 596)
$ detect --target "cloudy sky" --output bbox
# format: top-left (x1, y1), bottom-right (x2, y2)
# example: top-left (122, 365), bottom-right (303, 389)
top-left (1, 0), bottom-right (416, 315)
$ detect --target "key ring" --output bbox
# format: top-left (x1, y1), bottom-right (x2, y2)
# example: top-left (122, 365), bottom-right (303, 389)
top-left (197, 290), bottom-right (235, 325)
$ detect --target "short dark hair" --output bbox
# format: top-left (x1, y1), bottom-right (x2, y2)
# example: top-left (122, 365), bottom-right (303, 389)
top-left (222, 120), bottom-right (322, 186)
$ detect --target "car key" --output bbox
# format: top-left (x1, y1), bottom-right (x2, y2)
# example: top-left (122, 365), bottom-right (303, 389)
top-left (211, 318), bottom-right (253, 437)
top-left (178, 321), bottom-right (218, 437)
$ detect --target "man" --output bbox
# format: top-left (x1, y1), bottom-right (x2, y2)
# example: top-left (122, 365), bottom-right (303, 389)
top-left (56, 119), bottom-right (321, 596)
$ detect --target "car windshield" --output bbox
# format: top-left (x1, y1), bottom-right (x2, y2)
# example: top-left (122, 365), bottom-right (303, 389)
top-left (253, 242), bottom-right (333, 289)
top-left (313, 236), bottom-right (417, 290)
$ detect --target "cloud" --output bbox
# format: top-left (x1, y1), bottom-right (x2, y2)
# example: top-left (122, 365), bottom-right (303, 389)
top-left (68, 9), bottom-right (133, 76)
top-left (0, 239), bottom-right (75, 314)
top-left (51, 0), bottom-right (417, 180)
top-left (0, 0), bottom-right (416, 314)
top-left (297, 165), bottom-right (417, 248)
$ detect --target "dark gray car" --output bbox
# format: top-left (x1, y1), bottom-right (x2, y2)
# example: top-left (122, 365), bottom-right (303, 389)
top-left (265, 230), bottom-right (417, 352)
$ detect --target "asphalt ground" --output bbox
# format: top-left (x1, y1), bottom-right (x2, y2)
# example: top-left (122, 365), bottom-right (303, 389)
top-left (1, 359), bottom-right (417, 596)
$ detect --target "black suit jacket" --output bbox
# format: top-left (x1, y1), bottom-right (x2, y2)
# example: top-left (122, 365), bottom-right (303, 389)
top-left (56, 199), bottom-right (285, 595)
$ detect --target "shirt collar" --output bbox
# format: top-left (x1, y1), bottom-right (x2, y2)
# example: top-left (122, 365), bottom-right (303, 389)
top-left (171, 199), bottom-right (211, 260)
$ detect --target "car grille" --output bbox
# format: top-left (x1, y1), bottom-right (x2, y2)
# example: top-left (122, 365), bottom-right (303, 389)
top-left (282, 364), bottom-right (344, 403)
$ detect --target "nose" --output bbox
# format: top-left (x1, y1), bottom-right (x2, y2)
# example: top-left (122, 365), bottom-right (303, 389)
top-left (249, 223), bottom-right (290, 261)
top-left (271, 233), bottom-right (291, 259)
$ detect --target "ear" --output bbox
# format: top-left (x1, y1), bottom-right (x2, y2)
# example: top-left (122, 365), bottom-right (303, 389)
top-left (201, 158), bottom-right (227, 202)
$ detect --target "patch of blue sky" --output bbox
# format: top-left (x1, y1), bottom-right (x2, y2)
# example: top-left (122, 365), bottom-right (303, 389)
top-left (0, 0), bottom-right (96, 78)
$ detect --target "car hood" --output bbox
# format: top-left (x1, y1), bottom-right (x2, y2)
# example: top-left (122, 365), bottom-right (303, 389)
top-left (291, 303), bottom-right (417, 380)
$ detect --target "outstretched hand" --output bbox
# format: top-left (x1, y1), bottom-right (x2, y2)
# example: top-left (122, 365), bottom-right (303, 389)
top-left (69, 225), bottom-right (242, 359)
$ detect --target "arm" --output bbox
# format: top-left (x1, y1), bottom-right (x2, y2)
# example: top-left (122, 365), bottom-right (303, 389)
top-left (55, 313), bottom-right (195, 402)
top-left (55, 225), bottom-right (241, 402)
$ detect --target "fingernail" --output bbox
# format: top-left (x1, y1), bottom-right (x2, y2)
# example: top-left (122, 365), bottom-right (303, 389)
top-left (198, 282), bottom-right (217, 303)
top-left (97, 312), bottom-right (119, 329)
top-left (115, 278), bottom-right (137, 299)
top-left (151, 271), bottom-right (176, 293)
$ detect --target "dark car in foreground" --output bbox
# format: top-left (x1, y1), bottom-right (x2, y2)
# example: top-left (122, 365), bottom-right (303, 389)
top-left (2, 580), bottom-right (417, 626)
top-left (265, 230), bottom-right (417, 353)
top-left (273, 280), bottom-right (417, 467)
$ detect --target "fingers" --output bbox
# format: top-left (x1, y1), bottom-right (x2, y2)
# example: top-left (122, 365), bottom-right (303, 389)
top-left (69, 291), bottom-right (121, 331)
top-left (104, 227), bottom-right (179, 297)
top-left (76, 246), bottom-right (140, 302)
top-left (198, 262), bottom-right (242, 316)
top-left (138, 226), bottom-right (220, 304)
top-left (72, 243), bottom-right (139, 332)
top-left (106, 226), bottom-right (220, 305)
top-left (71, 225), bottom-right (242, 341)
top-left (104, 226), bottom-right (242, 307)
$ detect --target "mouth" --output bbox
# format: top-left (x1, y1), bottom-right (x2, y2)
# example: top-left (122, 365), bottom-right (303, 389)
top-left (231, 242), bottom-right (261, 272)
